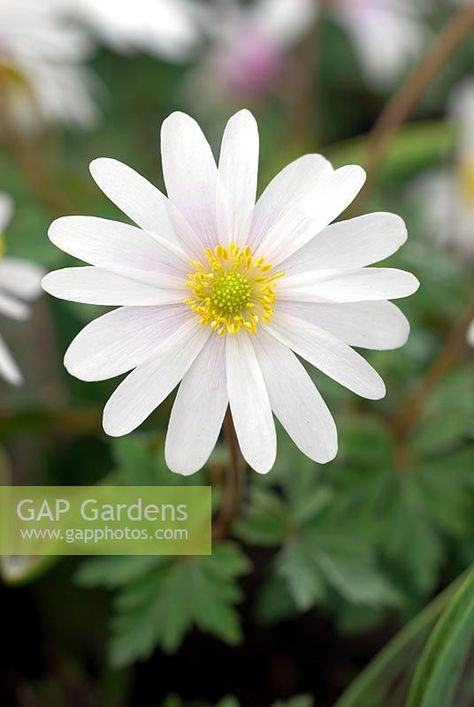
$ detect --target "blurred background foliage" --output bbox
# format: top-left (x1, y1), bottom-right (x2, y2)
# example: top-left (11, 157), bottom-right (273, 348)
top-left (0, 1), bottom-right (473, 706)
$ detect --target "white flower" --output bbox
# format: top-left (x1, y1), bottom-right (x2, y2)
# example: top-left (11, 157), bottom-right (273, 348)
top-left (414, 78), bottom-right (474, 260)
top-left (193, 0), bottom-right (317, 98)
top-left (330, 0), bottom-right (428, 86)
top-left (43, 110), bottom-right (419, 474)
top-left (0, 0), bottom-right (98, 134)
top-left (0, 193), bottom-right (44, 385)
top-left (467, 319), bottom-right (474, 347)
top-left (58, 0), bottom-right (201, 62)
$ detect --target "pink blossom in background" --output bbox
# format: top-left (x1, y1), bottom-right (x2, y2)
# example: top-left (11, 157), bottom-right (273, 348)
top-left (196, 0), bottom-right (318, 101)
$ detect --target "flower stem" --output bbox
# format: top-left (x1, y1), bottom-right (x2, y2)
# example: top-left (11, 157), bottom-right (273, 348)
top-left (357, 2), bottom-right (474, 210)
top-left (390, 300), bottom-right (474, 447)
top-left (213, 410), bottom-right (246, 540)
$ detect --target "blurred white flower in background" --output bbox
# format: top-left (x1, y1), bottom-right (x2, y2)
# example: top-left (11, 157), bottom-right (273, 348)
top-left (187, 0), bottom-right (428, 102)
top-left (193, 0), bottom-right (318, 100)
top-left (59, 0), bottom-right (202, 62)
top-left (467, 319), bottom-right (474, 346)
top-left (329, 0), bottom-right (428, 86)
top-left (0, 193), bottom-right (44, 385)
top-left (415, 79), bottom-right (474, 261)
top-left (0, 0), bottom-right (99, 134)
top-left (43, 110), bottom-right (419, 474)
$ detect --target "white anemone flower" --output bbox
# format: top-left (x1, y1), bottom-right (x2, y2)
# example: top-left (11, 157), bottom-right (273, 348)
top-left (58, 0), bottom-right (201, 62)
top-left (414, 79), bottom-right (474, 260)
top-left (467, 319), bottom-right (474, 347)
top-left (194, 0), bottom-right (318, 99)
top-left (0, 0), bottom-right (98, 134)
top-left (42, 110), bottom-right (419, 474)
top-left (330, 0), bottom-right (428, 87)
top-left (0, 193), bottom-right (44, 385)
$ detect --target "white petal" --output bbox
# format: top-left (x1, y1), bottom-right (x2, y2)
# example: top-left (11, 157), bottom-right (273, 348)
top-left (226, 333), bottom-right (276, 473)
top-left (161, 111), bottom-right (219, 248)
top-left (279, 267), bottom-right (420, 303)
top-left (42, 267), bottom-right (185, 306)
top-left (280, 212), bottom-right (407, 273)
top-left (277, 300), bottom-right (410, 350)
top-left (49, 216), bottom-right (187, 274)
top-left (250, 154), bottom-right (333, 250)
top-left (89, 158), bottom-right (181, 248)
top-left (0, 291), bottom-right (30, 320)
top-left (218, 109), bottom-right (259, 246)
top-left (0, 193), bottom-right (14, 232)
top-left (254, 332), bottom-right (337, 463)
top-left (256, 165), bottom-right (367, 265)
top-left (65, 304), bottom-right (190, 381)
top-left (0, 335), bottom-right (22, 386)
top-left (268, 311), bottom-right (386, 400)
top-left (103, 318), bottom-right (210, 437)
top-left (0, 258), bottom-right (45, 300)
top-left (165, 336), bottom-right (227, 475)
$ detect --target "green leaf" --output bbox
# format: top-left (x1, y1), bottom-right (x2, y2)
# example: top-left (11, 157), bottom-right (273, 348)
top-left (255, 573), bottom-right (299, 626)
top-left (416, 451), bottom-right (474, 538)
top-left (277, 531), bottom-right (401, 611)
top-left (161, 697), bottom-right (183, 707)
top-left (235, 487), bottom-right (288, 546)
top-left (335, 602), bottom-right (388, 636)
top-left (413, 366), bottom-right (474, 456)
top-left (289, 487), bottom-right (334, 528)
top-left (76, 556), bottom-right (167, 588)
top-left (277, 538), bottom-right (325, 611)
top-left (113, 435), bottom-right (161, 486)
top-left (314, 540), bottom-right (401, 607)
top-left (272, 697), bottom-right (314, 707)
top-left (382, 476), bottom-right (443, 595)
top-left (333, 575), bottom-right (465, 707)
top-left (112, 433), bottom-right (208, 486)
top-left (328, 120), bottom-right (456, 182)
top-left (216, 698), bottom-right (240, 707)
top-left (108, 542), bottom-right (250, 667)
top-left (407, 568), bottom-right (474, 707)
top-left (333, 571), bottom-right (470, 707)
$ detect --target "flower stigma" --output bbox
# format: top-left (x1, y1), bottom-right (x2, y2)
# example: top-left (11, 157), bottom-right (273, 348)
top-left (185, 242), bottom-right (284, 336)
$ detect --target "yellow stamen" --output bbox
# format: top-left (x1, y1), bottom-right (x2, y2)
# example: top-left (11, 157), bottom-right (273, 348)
top-left (0, 61), bottom-right (31, 95)
top-left (185, 242), bottom-right (284, 336)
top-left (459, 156), bottom-right (474, 207)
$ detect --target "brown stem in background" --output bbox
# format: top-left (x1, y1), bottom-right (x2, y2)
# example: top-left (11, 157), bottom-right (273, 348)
top-left (390, 301), bottom-right (474, 448)
top-left (213, 410), bottom-right (246, 540)
top-left (0, 83), bottom-right (70, 215)
top-left (357, 2), bottom-right (474, 211)
top-left (280, 0), bottom-right (332, 151)
top-left (283, 35), bottom-right (318, 148)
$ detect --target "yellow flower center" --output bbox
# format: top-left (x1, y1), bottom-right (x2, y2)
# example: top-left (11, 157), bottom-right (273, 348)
top-left (185, 242), bottom-right (284, 336)
top-left (0, 61), bottom-right (31, 95)
top-left (459, 156), bottom-right (474, 207)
